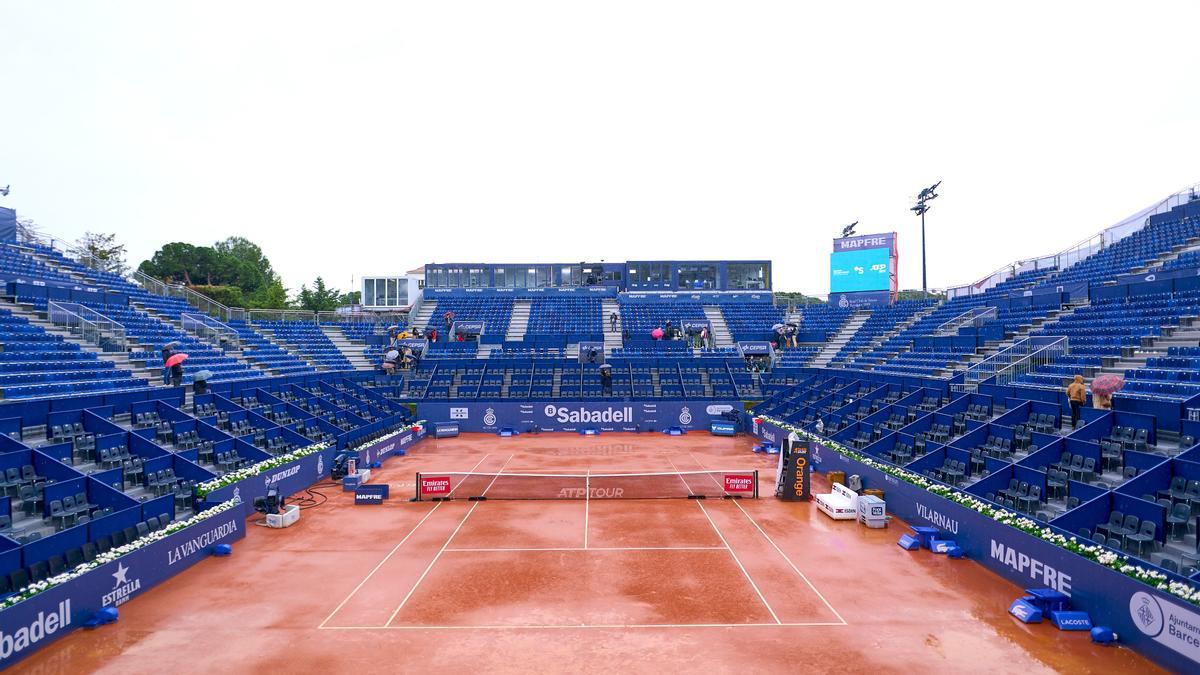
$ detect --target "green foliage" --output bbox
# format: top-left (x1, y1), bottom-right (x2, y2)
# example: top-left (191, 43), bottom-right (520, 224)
top-left (138, 237), bottom-right (292, 309)
top-left (138, 242), bottom-right (206, 285)
top-left (898, 289), bottom-right (945, 301)
top-left (74, 232), bottom-right (129, 276)
top-left (248, 280), bottom-right (290, 309)
top-left (773, 291), bottom-right (824, 305)
top-left (190, 285), bottom-right (245, 308)
top-left (295, 277), bottom-right (341, 311)
top-left (338, 291), bottom-right (361, 306)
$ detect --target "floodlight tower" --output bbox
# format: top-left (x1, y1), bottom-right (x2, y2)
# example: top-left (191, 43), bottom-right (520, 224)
top-left (911, 181), bottom-right (941, 293)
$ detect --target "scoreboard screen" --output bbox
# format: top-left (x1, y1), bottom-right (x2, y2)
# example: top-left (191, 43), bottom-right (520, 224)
top-left (830, 247), bottom-right (891, 293)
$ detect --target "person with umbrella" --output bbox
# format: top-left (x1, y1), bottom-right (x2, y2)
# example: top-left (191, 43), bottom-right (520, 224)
top-left (651, 327), bottom-right (664, 341)
top-left (192, 369), bottom-right (212, 396)
top-left (166, 352), bottom-right (188, 387)
top-left (382, 348), bottom-right (399, 375)
top-left (1091, 373), bottom-right (1124, 411)
top-left (161, 341), bottom-right (180, 385)
top-left (599, 363), bottom-right (612, 395)
top-left (1066, 374), bottom-right (1086, 428)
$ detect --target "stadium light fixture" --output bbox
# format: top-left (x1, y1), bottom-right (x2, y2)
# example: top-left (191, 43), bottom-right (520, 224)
top-left (911, 181), bottom-right (941, 293)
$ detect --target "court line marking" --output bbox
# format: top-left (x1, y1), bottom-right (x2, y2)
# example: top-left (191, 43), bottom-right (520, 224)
top-left (320, 622), bottom-right (847, 630)
top-left (442, 546), bottom-right (728, 552)
top-left (584, 467), bottom-right (589, 550)
top-left (689, 452), bottom-right (848, 626)
top-left (669, 456), bottom-right (780, 625)
top-left (317, 452), bottom-right (493, 629)
top-left (385, 453), bottom-right (515, 627)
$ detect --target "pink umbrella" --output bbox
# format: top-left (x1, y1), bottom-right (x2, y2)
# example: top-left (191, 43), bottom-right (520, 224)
top-left (165, 353), bottom-right (188, 367)
top-left (651, 328), bottom-right (664, 340)
top-left (1091, 374), bottom-right (1125, 397)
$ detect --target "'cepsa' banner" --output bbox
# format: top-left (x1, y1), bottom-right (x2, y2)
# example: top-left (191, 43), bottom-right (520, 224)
top-left (416, 401), bottom-right (740, 433)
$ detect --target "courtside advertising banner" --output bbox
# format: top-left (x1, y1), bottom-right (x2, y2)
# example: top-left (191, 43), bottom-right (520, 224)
top-left (416, 400), bottom-right (740, 433)
top-left (0, 506), bottom-right (244, 669)
top-left (752, 423), bottom-right (1200, 672)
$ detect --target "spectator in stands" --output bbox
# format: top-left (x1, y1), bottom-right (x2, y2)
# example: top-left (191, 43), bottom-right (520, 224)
top-left (443, 311), bottom-right (454, 333)
top-left (785, 324), bottom-right (799, 348)
top-left (192, 374), bottom-right (208, 396)
top-left (170, 360), bottom-right (184, 387)
top-left (1093, 388), bottom-right (1113, 411)
top-left (815, 417), bottom-right (825, 435)
top-left (700, 325), bottom-right (710, 350)
top-left (665, 320), bottom-right (674, 340)
top-left (622, 327), bottom-right (630, 342)
top-left (610, 312), bottom-right (618, 332)
top-left (1067, 375), bottom-right (1086, 428)
top-left (430, 328), bottom-right (438, 343)
top-left (160, 344), bottom-right (174, 385)
top-left (600, 365), bottom-right (612, 395)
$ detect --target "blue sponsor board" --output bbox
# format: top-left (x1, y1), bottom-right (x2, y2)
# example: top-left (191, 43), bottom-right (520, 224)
top-left (452, 321), bottom-right (484, 335)
top-left (202, 429), bottom-right (426, 512)
top-left (751, 418), bottom-right (1200, 672)
top-left (424, 286), bottom-right (618, 297)
top-left (418, 400), bottom-right (740, 433)
top-left (828, 291), bottom-right (892, 308)
top-left (0, 505), bottom-right (244, 669)
top-left (202, 449), bottom-right (337, 515)
top-left (737, 341), bottom-right (772, 356)
top-left (355, 483), bottom-right (390, 505)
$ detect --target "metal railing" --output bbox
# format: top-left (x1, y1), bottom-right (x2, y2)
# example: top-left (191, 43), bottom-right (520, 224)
top-left (47, 301), bottom-right (127, 353)
top-left (247, 308), bottom-right (319, 323)
top-left (953, 335), bottom-right (1069, 393)
top-left (946, 184), bottom-right (1200, 299)
top-left (935, 305), bottom-right (997, 336)
top-left (181, 313), bottom-right (241, 351)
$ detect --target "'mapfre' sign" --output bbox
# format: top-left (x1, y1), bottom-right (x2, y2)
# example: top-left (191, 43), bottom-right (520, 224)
top-left (354, 483), bottom-right (390, 505)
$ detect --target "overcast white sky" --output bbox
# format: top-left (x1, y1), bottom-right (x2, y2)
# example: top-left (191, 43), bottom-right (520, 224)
top-left (2, 1), bottom-right (1199, 297)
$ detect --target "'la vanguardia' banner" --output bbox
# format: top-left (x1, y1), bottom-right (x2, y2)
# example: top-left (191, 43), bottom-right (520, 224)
top-left (0, 502), bottom-right (244, 670)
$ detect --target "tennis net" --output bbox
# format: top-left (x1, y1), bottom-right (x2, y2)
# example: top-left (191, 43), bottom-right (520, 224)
top-left (413, 470), bottom-right (759, 501)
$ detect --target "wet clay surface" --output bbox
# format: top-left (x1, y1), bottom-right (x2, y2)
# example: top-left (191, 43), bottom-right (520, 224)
top-left (14, 434), bottom-right (1163, 674)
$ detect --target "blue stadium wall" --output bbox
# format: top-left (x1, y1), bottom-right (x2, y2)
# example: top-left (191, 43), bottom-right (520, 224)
top-left (416, 400), bottom-right (740, 433)
top-left (0, 207), bottom-right (15, 242)
top-left (751, 418), bottom-right (1200, 672)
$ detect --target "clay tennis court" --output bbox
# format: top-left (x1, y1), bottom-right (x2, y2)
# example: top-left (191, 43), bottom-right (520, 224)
top-left (13, 434), bottom-right (1161, 674)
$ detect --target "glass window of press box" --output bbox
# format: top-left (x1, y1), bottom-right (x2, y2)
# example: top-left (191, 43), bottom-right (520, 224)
top-left (362, 277), bottom-right (409, 307)
top-left (677, 263), bottom-right (718, 290)
top-left (628, 262), bottom-right (671, 287)
top-left (727, 263), bottom-right (770, 290)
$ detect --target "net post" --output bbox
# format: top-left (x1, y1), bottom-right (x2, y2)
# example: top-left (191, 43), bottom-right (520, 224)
top-left (754, 469), bottom-right (759, 499)
top-left (414, 472), bottom-right (422, 502)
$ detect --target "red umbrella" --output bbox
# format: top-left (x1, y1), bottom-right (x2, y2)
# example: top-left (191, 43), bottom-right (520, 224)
top-left (1091, 374), bottom-right (1125, 397)
top-left (651, 328), bottom-right (664, 340)
top-left (165, 353), bottom-right (188, 367)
